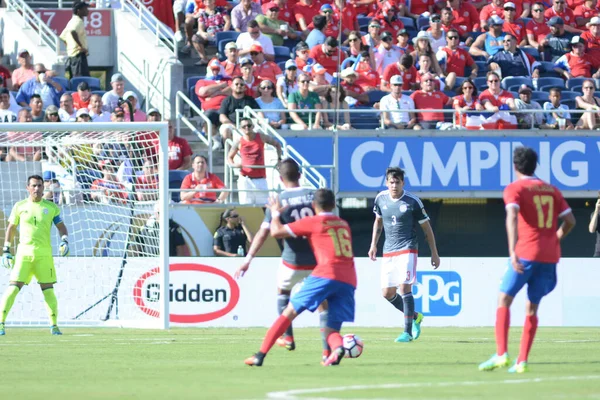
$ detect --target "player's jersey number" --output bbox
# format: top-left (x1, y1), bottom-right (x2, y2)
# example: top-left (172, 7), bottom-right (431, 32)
top-left (533, 195), bottom-right (554, 229)
top-left (391, 215), bottom-right (396, 225)
top-left (290, 207), bottom-right (314, 221)
top-left (327, 228), bottom-right (353, 257)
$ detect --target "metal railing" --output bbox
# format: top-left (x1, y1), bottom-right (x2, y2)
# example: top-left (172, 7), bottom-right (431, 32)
top-left (6, 0), bottom-right (62, 55)
top-left (175, 91), bottom-right (212, 170)
top-left (120, 0), bottom-right (178, 58)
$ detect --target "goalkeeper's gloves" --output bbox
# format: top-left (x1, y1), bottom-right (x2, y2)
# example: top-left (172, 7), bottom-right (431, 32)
top-left (1, 245), bottom-right (14, 269)
top-left (59, 236), bottom-right (69, 257)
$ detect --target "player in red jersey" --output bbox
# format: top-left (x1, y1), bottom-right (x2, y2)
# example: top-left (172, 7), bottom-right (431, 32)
top-left (479, 147), bottom-right (576, 374)
top-left (245, 189), bottom-right (357, 367)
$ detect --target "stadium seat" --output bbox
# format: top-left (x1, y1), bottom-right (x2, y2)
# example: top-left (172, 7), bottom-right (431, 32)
top-left (359, 24), bottom-right (369, 33)
top-left (520, 47), bottom-right (540, 60)
top-left (502, 77), bottom-right (532, 90)
top-left (570, 85), bottom-right (582, 93)
top-left (540, 61), bottom-right (561, 78)
top-left (282, 38), bottom-right (300, 49)
top-left (536, 77), bottom-right (564, 90)
top-left (216, 31), bottom-right (240, 45)
top-left (188, 86), bottom-right (202, 114)
top-left (350, 110), bottom-right (381, 129)
top-left (91, 90), bottom-right (105, 97)
top-left (454, 77), bottom-right (467, 88)
top-left (475, 61), bottom-right (488, 76)
top-left (357, 16), bottom-right (371, 26)
top-left (560, 99), bottom-right (576, 110)
top-left (559, 91), bottom-right (579, 100)
top-left (186, 76), bottom-right (204, 91)
top-left (367, 90), bottom-right (386, 106)
top-left (169, 170), bottom-right (189, 203)
top-left (53, 76), bottom-right (70, 91)
top-left (468, 31), bottom-right (481, 42)
top-left (473, 77), bottom-right (488, 90)
top-left (417, 16), bottom-right (430, 31)
top-left (510, 91), bottom-right (519, 98)
top-left (531, 91), bottom-right (549, 101)
top-left (71, 76), bottom-right (101, 91)
top-left (566, 77), bottom-right (588, 90)
top-left (406, 27), bottom-right (418, 40)
top-left (277, 61), bottom-right (286, 71)
top-left (399, 17), bottom-right (416, 29)
top-left (274, 46), bottom-right (292, 63)
top-left (217, 39), bottom-right (235, 58)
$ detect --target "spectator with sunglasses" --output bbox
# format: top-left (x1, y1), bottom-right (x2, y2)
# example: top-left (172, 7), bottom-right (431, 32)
top-left (15, 63), bottom-right (64, 109)
top-left (546, 0), bottom-right (583, 34)
top-left (362, 20), bottom-right (382, 50)
top-left (527, 3), bottom-right (552, 51)
top-left (44, 105), bottom-right (61, 123)
top-left (489, 34), bottom-right (541, 79)
top-left (277, 60), bottom-right (299, 108)
top-left (380, 75), bottom-right (419, 129)
top-left (219, 76), bottom-right (260, 143)
top-left (256, 80), bottom-right (287, 129)
top-left (374, 31), bottom-right (403, 76)
top-left (309, 37), bottom-right (346, 76)
top-left (542, 17), bottom-right (575, 60)
top-left (213, 209), bottom-right (254, 257)
top-left (426, 14), bottom-right (447, 53)
top-left (287, 73), bottom-right (323, 130)
top-left (250, 44), bottom-right (283, 85)
top-left (453, 79), bottom-right (483, 127)
top-left (236, 20), bottom-right (276, 62)
top-left (256, 2), bottom-right (300, 47)
top-left (437, 28), bottom-right (478, 90)
top-left (479, 71), bottom-right (516, 112)
top-left (502, 2), bottom-right (527, 45)
top-left (294, 42), bottom-right (312, 71)
top-left (410, 73), bottom-right (454, 129)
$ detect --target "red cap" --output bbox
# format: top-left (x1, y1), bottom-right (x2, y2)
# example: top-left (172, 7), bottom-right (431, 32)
top-left (264, 1), bottom-right (278, 10)
top-left (208, 58), bottom-right (221, 70)
top-left (250, 43), bottom-right (264, 53)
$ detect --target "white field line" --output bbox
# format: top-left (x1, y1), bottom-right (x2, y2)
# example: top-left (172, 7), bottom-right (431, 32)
top-left (266, 375), bottom-right (600, 400)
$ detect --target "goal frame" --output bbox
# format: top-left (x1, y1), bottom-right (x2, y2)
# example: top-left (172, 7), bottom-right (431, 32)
top-left (0, 122), bottom-right (170, 329)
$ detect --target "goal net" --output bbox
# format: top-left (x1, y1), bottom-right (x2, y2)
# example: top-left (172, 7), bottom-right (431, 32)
top-left (0, 122), bottom-right (170, 329)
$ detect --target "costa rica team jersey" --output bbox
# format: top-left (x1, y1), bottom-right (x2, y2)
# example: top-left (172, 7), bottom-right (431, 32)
top-left (262, 187), bottom-right (316, 268)
top-left (284, 213), bottom-right (357, 287)
top-left (373, 190), bottom-right (429, 255)
top-left (503, 176), bottom-right (571, 264)
top-left (9, 199), bottom-right (62, 257)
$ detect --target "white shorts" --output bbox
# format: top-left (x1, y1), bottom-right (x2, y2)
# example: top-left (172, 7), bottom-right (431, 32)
top-left (381, 251), bottom-right (418, 288)
top-left (237, 175), bottom-right (269, 205)
top-left (277, 263), bottom-right (313, 291)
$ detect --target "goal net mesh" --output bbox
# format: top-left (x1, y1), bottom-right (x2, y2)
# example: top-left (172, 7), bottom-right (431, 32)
top-left (0, 125), bottom-right (168, 328)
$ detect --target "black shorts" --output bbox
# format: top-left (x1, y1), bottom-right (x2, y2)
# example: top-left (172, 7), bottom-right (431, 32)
top-left (204, 109), bottom-right (221, 126)
top-left (66, 52), bottom-right (90, 77)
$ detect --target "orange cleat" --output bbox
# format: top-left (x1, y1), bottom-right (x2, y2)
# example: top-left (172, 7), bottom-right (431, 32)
top-left (244, 352), bottom-right (265, 366)
top-left (275, 335), bottom-right (296, 351)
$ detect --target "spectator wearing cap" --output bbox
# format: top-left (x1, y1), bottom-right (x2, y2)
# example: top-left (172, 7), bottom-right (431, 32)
top-left (75, 108), bottom-right (91, 122)
top-left (543, 88), bottom-right (574, 129)
top-left (545, 0), bottom-right (582, 34)
top-left (502, 2), bottom-right (527, 45)
top-left (396, 29), bottom-right (414, 54)
top-left (480, 71), bottom-right (516, 112)
top-left (11, 49), bottom-right (34, 91)
top-left (575, 79), bottom-right (600, 129)
top-left (380, 75), bottom-right (419, 129)
top-left (340, 68), bottom-right (369, 106)
top-left (218, 42), bottom-right (241, 78)
top-left (362, 20), bottom-right (382, 50)
top-left (294, 0), bottom-right (321, 32)
top-left (480, 0), bottom-right (505, 31)
top-left (276, 60), bottom-right (299, 108)
top-left (145, 108), bottom-right (161, 122)
top-left (235, 57), bottom-right (260, 97)
top-left (91, 161), bottom-right (129, 204)
top-left (488, 34), bottom-right (541, 79)
top-left (411, 31), bottom-right (445, 77)
top-left (309, 37), bottom-right (346, 75)
top-left (294, 41), bottom-right (312, 70)
top-left (192, 0), bottom-right (231, 66)
top-left (410, 72), bottom-right (454, 129)
top-left (582, 16), bottom-right (600, 51)
top-left (306, 15), bottom-right (328, 49)
top-left (102, 73), bottom-right (126, 112)
top-left (427, 14), bottom-right (447, 53)
top-left (29, 94), bottom-right (44, 122)
top-left (437, 29), bottom-right (477, 90)
top-left (180, 155), bottom-right (228, 204)
top-left (554, 35), bottom-right (600, 78)
top-left (575, 0), bottom-right (600, 28)
top-left (262, 0), bottom-right (297, 29)
top-left (0, 88), bottom-right (17, 123)
top-left (213, 209), bottom-right (254, 257)
top-left (453, 79), bottom-right (484, 127)
top-left (59, 1), bottom-right (90, 77)
top-left (59, 93), bottom-right (77, 122)
top-left (514, 84), bottom-right (545, 128)
top-left (111, 106), bottom-right (126, 122)
top-left (445, 0), bottom-right (480, 37)
top-left (16, 63), bottom-right (64, 108)
top-left (306, 63), bottom-right (332, 90)
top-left (256, 79), bottom-right (286, 129)
top-left (288, 73), bottom-right (323, 130)
top-left (543, 17), bottom-right (575, 59)
top-left (470, 16), bottom-right (506, 59)
top-left (527, 3), bottom-right (552, 51)
top-left (382, 53), bottom-right (418, 91)
top-left (89, 94), bottom-right (111, 122)
top-left (250, 44), bottom-right (283, 84)
top-left (372, 2), bottom-right (406, 40)
top-left (235, 20), bottom-right (275, 61)
top-left (195, 60), bottom-right (233, 144)
top-left (319, 4), bottom-right (342, 38)
top-left (374, 31), bottom-right (403, 76)
top-left (120, 91), bottom-right (146, 122)
top-left (231, 0), bottom-right (263, 32)
top-left (72, 81), bottom-right (91, 110)
top-left (219, 76), bottom-right (261, 143)
top-left (256, 2), bottom-right (299, 47)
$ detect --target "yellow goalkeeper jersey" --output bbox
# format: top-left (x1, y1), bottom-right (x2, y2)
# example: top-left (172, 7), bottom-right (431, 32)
top-left (8, 199), bottom-right (62, 257)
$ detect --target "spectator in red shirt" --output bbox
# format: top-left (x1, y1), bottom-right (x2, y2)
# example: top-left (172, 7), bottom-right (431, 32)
top-left (583, 17), bottom-right (600, 60)
top-left (320, 4), bottom-right (343, 38)
top-left (309, 37), bottom-right (347, 76)
top-left (402, 0), bottom-right (435, 20)
top-left (72, 81), bottom-right (91, 110)
top-left (437, 28), bottom-right (478, 89)
top-left (294, 0), bottom-right (321, 31)
top-left (340, 68), bottom-right (369, 106)
top-left (238, 56), bottom-right (262, 97)
top-left (91, 160), bottom-right (129, 204)
top-left (354, 51), bottom-right (381, 91)
top-left (294, 41), bottom-right (311, 71)
top-left (250, 44), bottom-right (283, 84)
top-left (453, 78), bottom-right (484, 126)
top-left (410, 73), bottom-right (453, 128)
top-left (180, 154), bottom-right (228, 203)
top-left (217, 42), bottom-right (241, 78)
top-left (332, 0), bottom-right (360, 36)
top-left (479, 71), bottom-right (516, 112)
top-left (545, 0), bottom-right (583, 33)
top-left (382, 53), bottom-right (418, 91)
top-left (11, 49), bottom-right (33, 91)
top-left (554, 35), bottom-right (600, 78)
top-left (372, 1), bottom-right (405, 40)
top-left (527, 2), bottom-right (552, 50)
top-left (445, 0), bottom-right (480, 37)
top-left (136, 159), bottom-right (159, 201)
top-left (195, 59), bottom-right (233, 141)
top-left (502, 2), bottom-right (527, 45)
top-left (480, 0), bottom-right (505, 31)
top-left (165, 121), bottom-right (192, 170)
top-left (574, 0), bottom-right (600, 28)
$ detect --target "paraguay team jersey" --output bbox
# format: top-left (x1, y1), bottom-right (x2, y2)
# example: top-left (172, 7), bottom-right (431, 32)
top-left (9, 198), bottom-right (61, 257)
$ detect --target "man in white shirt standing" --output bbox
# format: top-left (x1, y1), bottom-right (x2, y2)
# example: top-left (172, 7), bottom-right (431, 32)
top-left (379, 75), bottom-right (420, 129)
top-left (374, 31), bottom-right (403, 77)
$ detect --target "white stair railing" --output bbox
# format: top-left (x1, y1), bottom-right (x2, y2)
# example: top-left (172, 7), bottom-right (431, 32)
top-left (120, 0), bottom-right (177, 57)
top-left (6, 0), bottom-right (62, 55)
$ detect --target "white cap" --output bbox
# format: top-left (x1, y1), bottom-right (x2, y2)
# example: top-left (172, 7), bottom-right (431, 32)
top-left (76, 108), bottom-right (90, 117)
top-left (123, 91), bottom-right (138, 101)
top-left (340, 68), bottom-right (358, 78)
top-left (390, 75), bottom-right (403, 85)
top-left (504, 2), bottom-right (516, 8)
top-left (412, 31), bottom-right (431, 44)
top-left (285, 59), bottom-right (297, 69)
top-left (588, 16), bottom-right (600, 26)
top-left (225, 41), bottom-right (237, 50)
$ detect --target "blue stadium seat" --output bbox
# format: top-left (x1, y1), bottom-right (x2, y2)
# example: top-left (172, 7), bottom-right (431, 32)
top-left (502, 76), bottom-right (532, 90)
top-left (475, 61), bottom-right (488, 76)
top-left (357, 16), bottom-right (371, 26)
top-left (468, 31), bottom-right (482, 42)
top-left (507, 85), bottom-right (522, 92)
top-left (521, 47), bottom-right (540, 60)
top-left (187, 76), bottom-right (204, 91)
top-left (417, 16), bottom-right (429, 31)
top-left (510, 91), bottom-right (519, 98)
top-left (92, 90), bottom-right (105, 96)
top-left (399, 17), bottom-right (416, 29)
top-left (359, 24), bottom-right (369, 33)
top-left (559, 91), bottom-right (579, 100)
top-left (454, 77), bottom-right (467, 88)
top-left (71, 76), bottom-right (101, 91)
top-left (521, 17), bottom-right (532, 26)
top-left (560, 99), bottom-right (576, 113)
top-left (350, 111), bottom-right (381, 129)
top-left (217, 39), bottom-right (235, 58)
top-left (277, 61), bottom-right (286, 71)
top-left (186, 76), bottom-right (204, 113)
top-left (540, 61), bottom-right (561, 78)
top-left (367, 90), bottom-right (386, 106)
top-left (53, 76), bottom-right (70, 91)
top-left (566, 77), bottom-right (588, 90)
top-left (274, 46), bottom-right (292, 63)
top-left (169, 170), bottom-right (190, 203)
top-left (536, 77), bottom-right (564, 90)
top-left (473, 77), bottom-right (488, 90)
top-left (216, 31), bottom-right (240, 45)
top-left (570, 85), bottom-right (582, 93)
top-left (282, 38), bottom-right (300, 49)
top-left (531, 91), bottom-right (549, 101)
top-left (406, 27), bottom-right (418, 40)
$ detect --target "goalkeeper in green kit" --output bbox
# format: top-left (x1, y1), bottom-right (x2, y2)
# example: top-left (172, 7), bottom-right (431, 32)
top-left (0, 175), bottom-right (69, 335)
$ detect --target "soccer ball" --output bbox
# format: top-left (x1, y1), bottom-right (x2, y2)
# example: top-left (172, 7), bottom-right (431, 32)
top-left (343, 333), bottom-right (364, 358)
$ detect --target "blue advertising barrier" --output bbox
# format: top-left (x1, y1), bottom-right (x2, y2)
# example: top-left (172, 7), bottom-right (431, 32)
top-left (286, 135), bottom-right (600, 196)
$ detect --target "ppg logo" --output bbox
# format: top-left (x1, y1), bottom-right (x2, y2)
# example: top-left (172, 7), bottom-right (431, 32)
top-left (413, 272), bottom-right (461, 316)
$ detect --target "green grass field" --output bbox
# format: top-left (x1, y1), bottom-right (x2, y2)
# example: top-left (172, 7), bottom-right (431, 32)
top-left (1, 327), bottom-right (599, 399)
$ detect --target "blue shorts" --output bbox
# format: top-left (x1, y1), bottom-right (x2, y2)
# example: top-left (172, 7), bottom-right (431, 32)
top-left (290, 276), bottom-right (355, 324)
top-left (499, 259), bottom-right (557, 304)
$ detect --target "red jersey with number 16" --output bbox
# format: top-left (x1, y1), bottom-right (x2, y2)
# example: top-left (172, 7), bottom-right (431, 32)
top-left (285, 213), bottom-right (356, 287)
top-left (503, 176), bottom-right (571, 264)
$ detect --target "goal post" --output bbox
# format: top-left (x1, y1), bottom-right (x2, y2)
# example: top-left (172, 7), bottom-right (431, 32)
top-left (0, 122), bottom-right (170, 329)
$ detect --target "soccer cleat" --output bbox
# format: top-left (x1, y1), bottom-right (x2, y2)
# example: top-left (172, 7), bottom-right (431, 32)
top-left (50, 326), bottom-right (62, 336)
top-left (508, 360), bottom-right (529, 374)
top-left (394, 332), bottom-right (413, 343)
top-left (413, 312), bottom-right (424, 340)
top-left (276, 336), bottom-right (296, 351)
top-left (322, 346), bottom-right (344, 366)
top-left (0, 323), bottom-right (5, 336)
top-left (244, 352), bottom-right (265, 367)
top-left (478, 353), bottom-right (511, 371)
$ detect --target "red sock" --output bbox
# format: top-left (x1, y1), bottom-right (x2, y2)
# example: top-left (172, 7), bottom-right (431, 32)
top-left (326, 332), bottom-right (343, 350)
top-left (259, 315), bottom-right (292, 354)
top-left (496, 307), bottom-right (510, 355)
top-left (518, 315), bottom-right (538, 364)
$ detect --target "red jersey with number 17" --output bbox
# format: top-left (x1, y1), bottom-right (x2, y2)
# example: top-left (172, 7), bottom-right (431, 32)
top-left (284, 213), bottom-right (357, 287)
top-left (503, 176), bottom-right (571, 264)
